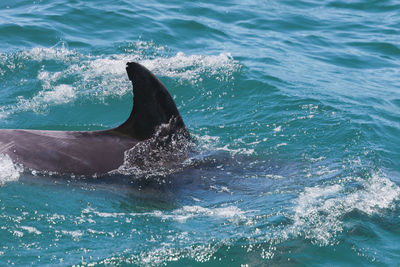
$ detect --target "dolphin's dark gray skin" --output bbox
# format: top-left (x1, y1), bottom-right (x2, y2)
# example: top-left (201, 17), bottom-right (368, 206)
top-left (0, 62), bottom-right (188, 176)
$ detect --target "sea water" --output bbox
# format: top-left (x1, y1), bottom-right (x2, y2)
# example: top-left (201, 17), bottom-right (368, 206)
top-left (0, 0), bottom-right (400, 265)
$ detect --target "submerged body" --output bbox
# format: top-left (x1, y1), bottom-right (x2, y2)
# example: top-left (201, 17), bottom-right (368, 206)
top-left (0, 62), bottom-right (188, 176)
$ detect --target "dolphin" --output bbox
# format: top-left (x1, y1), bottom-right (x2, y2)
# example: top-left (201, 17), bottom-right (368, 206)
top-left (0, 62), bottom-right (189, 176)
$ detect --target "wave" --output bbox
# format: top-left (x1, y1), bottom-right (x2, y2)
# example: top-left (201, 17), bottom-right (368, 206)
top-left (0, 42), bottom-right (239, 119)
top-left (283, 171), bottom-right (400, 246)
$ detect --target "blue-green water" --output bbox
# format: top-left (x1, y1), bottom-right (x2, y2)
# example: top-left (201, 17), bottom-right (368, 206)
top-left (1, 0), bottom-right (400, 265)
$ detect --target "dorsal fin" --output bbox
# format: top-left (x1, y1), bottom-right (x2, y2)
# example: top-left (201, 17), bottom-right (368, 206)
top-left (113, 62), bottom-right (186, 140)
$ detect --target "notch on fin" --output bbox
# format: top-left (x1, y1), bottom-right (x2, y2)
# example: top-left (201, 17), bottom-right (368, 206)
top-left (114, 62), bottom-right (186, 140)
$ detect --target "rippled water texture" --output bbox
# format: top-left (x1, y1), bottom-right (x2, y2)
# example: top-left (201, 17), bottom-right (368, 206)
top-left (1, 0), bottom-right (400, 265)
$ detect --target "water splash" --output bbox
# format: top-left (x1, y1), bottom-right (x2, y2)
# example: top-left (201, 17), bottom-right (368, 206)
top-left (0, 154), bottom-right (22, 186)
top-left (112, 117), bottom-right (193, 178)
top-left (286, 172), bottom-right (400, 246)
top-left (0, 43), bottom-right (239, 119)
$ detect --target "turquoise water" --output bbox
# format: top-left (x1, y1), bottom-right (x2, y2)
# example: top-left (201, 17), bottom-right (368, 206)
top-left (1, 0), bottom-right (400, 265)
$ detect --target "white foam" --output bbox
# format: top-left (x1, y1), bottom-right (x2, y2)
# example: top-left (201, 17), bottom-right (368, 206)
top-left (153, 205), bottom-right (246, 223)
top-left (82, 206), bottom-right (128, 219)
top-left (13, 230), bottom-right (23, 237)
top-left (264, 174), bottom-right (284, 179)
top-left (287, 172), bottom-right (400, 245)
top-left (194, 133), bottom-right (255, 156)
top-left (215, 145), bottom-right (255, 156)
top-left (20, 226), bottom-right (42, 235)
top-left (140, 51), bottom-right (238, 82)
top-left (61, 230), bottom-right (83, 238)
top-left (276, 142), bottom-right (287, 148)
top-left (190, 133), bottom-right (256, 159)
top-left (17, 84), bottom-right (76, 112)
top-left (37, 71), bottom-right (63, 90)
top-left (21, 46), bottom-right (79, 62)
top-left (47, 213), bottom-right (66, 222)
top-left (92, 211), bottom-right (126, 218)
top-left (91, 242), bottom-right (221, 266)
top-left (193, 134), bottom-right (220, 151)
top-left (87, 229), bottom-right (107, 235)
top-left (1, 45), bottom-right (239, 118)
top-left (81, 204), bottom-right (245, 225)
top-left (0, 154), bottom-right (22, 186)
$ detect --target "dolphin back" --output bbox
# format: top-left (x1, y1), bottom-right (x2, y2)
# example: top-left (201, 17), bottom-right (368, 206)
top-left (113, 62), bottom-right (187, 140)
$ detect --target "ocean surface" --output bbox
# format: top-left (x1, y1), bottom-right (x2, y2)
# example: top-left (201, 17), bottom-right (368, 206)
top-left (1, 0), bottom-right (400, 265)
